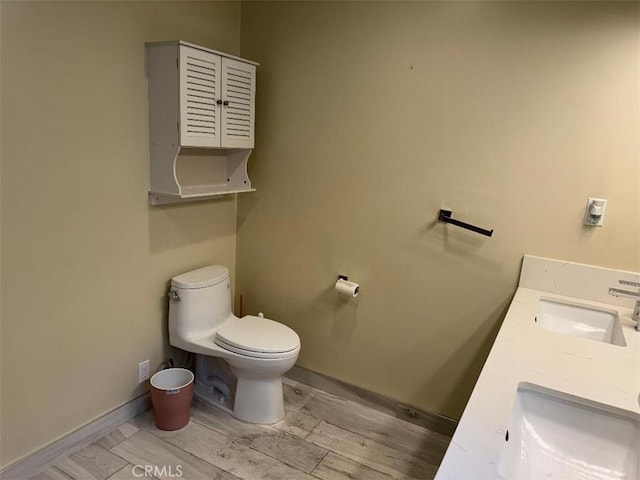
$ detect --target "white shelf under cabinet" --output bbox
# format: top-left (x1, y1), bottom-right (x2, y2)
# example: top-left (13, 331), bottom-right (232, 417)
top-left (146, 41), bottom-right (258, 205)
top-left (149, 188), bottom-right (256, 206)
top-left (148, 148), bottom-right (256, 205)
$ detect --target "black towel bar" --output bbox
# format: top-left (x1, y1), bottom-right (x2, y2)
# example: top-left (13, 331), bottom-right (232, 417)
top-left (438, 209), bottom-right (494, 237)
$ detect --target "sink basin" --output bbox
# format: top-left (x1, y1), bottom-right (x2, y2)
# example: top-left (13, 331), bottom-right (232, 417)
top-left (498, 383), bottom-right (640, 480)
top-left (536, 297), bottom-right (626, 347)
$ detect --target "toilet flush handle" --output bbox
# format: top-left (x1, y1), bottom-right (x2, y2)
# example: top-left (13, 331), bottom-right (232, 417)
top-left (168, 290), bottom-right (181, 302)
top-left (258, 312), bottom-right (264, 318)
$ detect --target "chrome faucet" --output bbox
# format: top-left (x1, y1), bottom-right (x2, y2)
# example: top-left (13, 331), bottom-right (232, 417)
top-left (609, 280), bottom-right (640, 330)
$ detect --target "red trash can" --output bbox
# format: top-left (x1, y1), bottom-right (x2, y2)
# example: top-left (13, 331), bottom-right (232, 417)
top-left (150, 368), bottom-right (194, 431)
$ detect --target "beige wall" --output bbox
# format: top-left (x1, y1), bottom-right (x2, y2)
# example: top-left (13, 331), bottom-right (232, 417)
top-left (0, 1), bottom-right (241, 468)
top-left (1, 0), bottom-right (638, 469)
top-left (237, 1), bottom-right (640, 420)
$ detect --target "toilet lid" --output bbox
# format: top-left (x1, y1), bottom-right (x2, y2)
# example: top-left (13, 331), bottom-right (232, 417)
top-left (171, 265), bottom-right (229, 289)
top-left (214, 316), bottom-right (300, 358)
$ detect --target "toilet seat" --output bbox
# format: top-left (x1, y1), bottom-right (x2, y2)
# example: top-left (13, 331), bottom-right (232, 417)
top-left (214, 315), bottom-right (300, 359)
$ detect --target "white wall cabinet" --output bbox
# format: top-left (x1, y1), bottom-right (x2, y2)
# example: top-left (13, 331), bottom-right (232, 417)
top-left (146, 41), bottom-right (258, 205)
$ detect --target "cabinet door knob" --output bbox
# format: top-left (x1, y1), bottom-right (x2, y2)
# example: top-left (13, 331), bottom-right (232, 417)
top-left (223, 100), bottom-right (229, 106)
top-left (216, 99), bottom-right (223, 105)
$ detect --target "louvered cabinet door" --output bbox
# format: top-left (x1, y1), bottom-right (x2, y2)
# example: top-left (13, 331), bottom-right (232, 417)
top-left (221, 57), bottom-right (256, 149)
top-left (179, 47), bottom-right (221, 148)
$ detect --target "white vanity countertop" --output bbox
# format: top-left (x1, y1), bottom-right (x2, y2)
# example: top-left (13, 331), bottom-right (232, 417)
top-left (435, 256), bottom-right (640, 480)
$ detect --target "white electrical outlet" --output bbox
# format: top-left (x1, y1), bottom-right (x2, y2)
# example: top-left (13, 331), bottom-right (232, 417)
top-left (584, 197), bottom-right (607, 227)
top-left (138, 360), bottom-right (150, 383)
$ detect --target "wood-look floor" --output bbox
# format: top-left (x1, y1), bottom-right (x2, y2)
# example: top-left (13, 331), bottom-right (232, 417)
top-left (31, 379), bottom-right (451, 480)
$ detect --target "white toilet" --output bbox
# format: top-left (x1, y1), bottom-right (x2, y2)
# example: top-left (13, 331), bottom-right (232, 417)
top-left (168, 265), bottom-right (300, 424)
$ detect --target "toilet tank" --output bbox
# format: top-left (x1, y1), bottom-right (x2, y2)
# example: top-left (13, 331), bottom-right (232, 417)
top-left (168, 265), bottom-right (232, 344)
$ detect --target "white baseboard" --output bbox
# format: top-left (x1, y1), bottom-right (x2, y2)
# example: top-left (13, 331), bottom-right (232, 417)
top-left (0, 393), bottom-right (151, 480)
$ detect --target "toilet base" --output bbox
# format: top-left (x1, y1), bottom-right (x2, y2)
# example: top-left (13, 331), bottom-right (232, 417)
top-left (194, 370), bottom-right (286, 424)
top-left (233, 376), bottom-right (285, 424)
